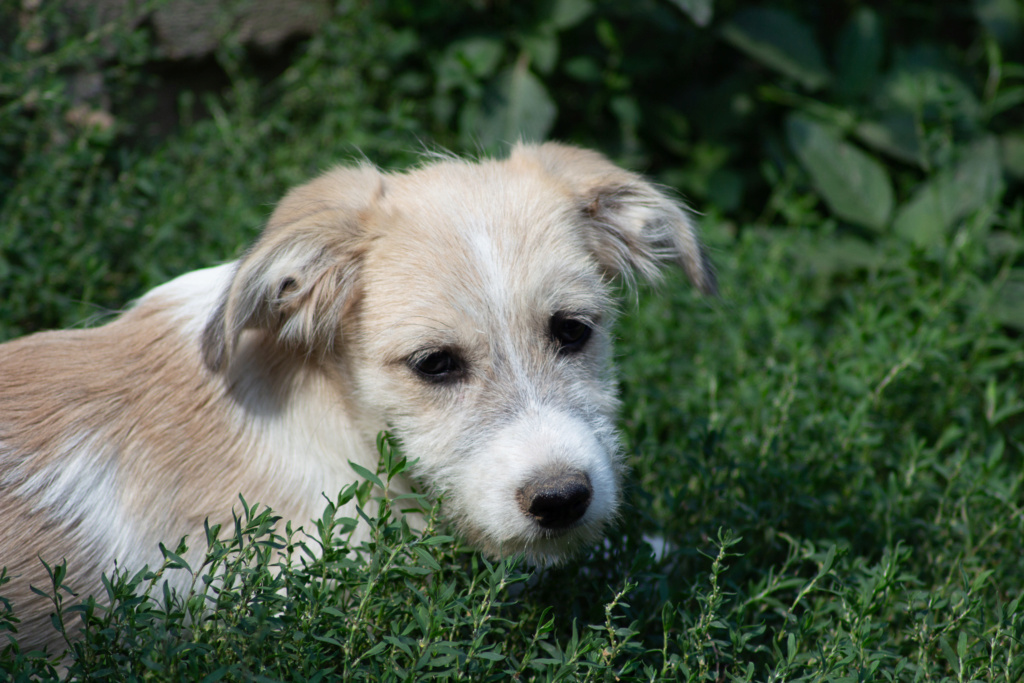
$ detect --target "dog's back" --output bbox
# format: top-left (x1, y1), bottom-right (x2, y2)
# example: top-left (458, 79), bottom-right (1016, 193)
top-left (0, 265), bottom-right (376, 650)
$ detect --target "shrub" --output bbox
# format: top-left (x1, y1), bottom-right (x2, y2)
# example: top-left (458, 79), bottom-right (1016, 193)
top-left (1, 0), bottom-right (1022, 680)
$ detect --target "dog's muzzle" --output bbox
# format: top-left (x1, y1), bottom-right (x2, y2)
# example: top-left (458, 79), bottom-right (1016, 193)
top-left (516, 470), bottom-right (592, 530)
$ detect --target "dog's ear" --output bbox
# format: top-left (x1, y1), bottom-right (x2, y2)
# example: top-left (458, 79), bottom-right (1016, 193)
top-left (202, 165), bottom-right (383, 372)
top-left (511, 142), bottom-right (716, 295)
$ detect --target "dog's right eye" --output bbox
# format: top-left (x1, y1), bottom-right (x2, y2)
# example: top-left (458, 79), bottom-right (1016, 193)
top-left (411, 350), bottom-right (463, 383)
top-left (550, 314), bottom-right (592, 353)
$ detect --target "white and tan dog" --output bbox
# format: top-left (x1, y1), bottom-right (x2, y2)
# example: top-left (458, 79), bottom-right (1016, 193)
top-left (0, 142), bottom-right (714, 651)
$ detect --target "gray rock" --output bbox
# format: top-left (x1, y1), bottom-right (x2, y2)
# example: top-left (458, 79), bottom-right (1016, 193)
top-left (64, 0), bottom-right (330, 59)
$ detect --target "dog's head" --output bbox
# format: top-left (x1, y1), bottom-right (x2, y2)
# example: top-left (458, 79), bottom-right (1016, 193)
top-left (202, 142), bottom-right (714, 562)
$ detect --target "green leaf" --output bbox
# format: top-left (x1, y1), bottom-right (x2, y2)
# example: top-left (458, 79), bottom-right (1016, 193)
top-left (940, 636), bottom-right (960, 672)
top-left (420, 534), bottom-right (457, 546)
top-left (855, 113), bottom-right (925, 167)
top-left (817, 544), bottom-right (837, 578)
top-left (974, 0), bottom-right (1023, 49)
top-left (474, 650), bottom-right (506, 662)
top-left (200, 666), bottom-right (229, 683)
top-left (548, 0), bottom-right (593, 30)
top-left (666, 0), bottom-right (713, 27)
top-left (610, 94), bottom-right (641, 141)
top-left (411, 545), bottom-right (442, 572)
top-left (398, 566), bottom-right (432, 576)
top-left (891, 188), bottom-right (949, 248)
top-left (707, 168), bottom-right (744, 212)
top-left (159, 543), bottom-right (193, 573)
top-left (436, 37), bottom-right (504, 92)
top-left (384, 635), bottom-right (415, 659)
top-left (893, 137), bottom-right (1004, 247)
top-left (786, 114), bottom-right (894, 230)
top-left (834, 7), bottom-right (883, 99)
top-left (363, 641), bottom-right (388, 658)
top-left (881, 67), bottom-right (980, 129)
top-left (797, 236), bottom-right (886, 276)
top-left (457, 38), bottom-right (504, 78)
top-left (520, 29), bottom-right (559, 75)
top-left (721, 8), bottom-right (830, 90)
top-left (988, 85), bottom-right (1024, 119)
top-left (563, 56), bottom-right (601, 83)
top-left (348, 461), bottom-right (384, 489)
top-left (992, 269), bottom-right (1024, 331)
top-left (51, 560), bottom-right (66, 590)
top-left (1000, 133), bottom-right (1024, 179)
top-left (474, 56), bottom-right (557, 149)
top-left (786, 632), bottom-right (798, 664)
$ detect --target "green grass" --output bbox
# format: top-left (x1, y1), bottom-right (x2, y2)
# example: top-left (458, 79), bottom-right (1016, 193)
top-left (4, 229), bottom-right (1021, 681)
top-left (2, 1), bottom-right (1023, 680)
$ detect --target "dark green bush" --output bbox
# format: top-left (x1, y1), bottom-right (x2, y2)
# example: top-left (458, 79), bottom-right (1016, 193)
top-left (1, 0), bottom-right (1022, 680)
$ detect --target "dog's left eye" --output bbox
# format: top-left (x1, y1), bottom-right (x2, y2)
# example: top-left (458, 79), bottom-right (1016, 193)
top-left (550, 314), bottom-right (592, 353)
top-left (411, 350), bottom-right (463, 382)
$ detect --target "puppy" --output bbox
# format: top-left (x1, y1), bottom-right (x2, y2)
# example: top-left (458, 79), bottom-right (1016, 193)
top-left (0, 142), bottom-right (714, 652)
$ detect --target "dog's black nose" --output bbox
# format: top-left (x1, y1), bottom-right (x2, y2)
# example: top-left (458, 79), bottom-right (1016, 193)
top-left (517, 471), bottom-right (592, 529)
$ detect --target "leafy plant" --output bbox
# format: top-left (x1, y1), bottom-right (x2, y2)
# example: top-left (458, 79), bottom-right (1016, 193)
top-left (2, 0), bottom-right (1023, 680)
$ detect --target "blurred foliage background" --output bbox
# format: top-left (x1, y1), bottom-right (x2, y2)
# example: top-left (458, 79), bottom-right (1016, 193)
top-left (1, 0), bottom-right (1022, 338)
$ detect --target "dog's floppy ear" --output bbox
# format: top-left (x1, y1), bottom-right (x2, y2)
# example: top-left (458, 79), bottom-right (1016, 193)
top-left (202, 165), bottom-right (383, 372)
top-left (512, 142), bottom-right (716, 294)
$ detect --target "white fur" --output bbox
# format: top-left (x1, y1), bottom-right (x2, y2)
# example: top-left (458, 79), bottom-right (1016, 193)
top-left (458, 408), bottom-right (621, 558)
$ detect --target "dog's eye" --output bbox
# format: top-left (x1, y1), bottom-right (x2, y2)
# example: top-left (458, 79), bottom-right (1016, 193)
top-left (411, 350), bottom-right (463, 382)
top-left (550, 314), bottom-right (592, 353)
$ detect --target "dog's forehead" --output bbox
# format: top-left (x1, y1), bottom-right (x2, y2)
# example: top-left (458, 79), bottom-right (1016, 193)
top-left (355, 160), bottom-right (609, 339)
top-left (384, 157), bottom-right (575, 239)
top-left (370, 164), bottom-right (598, 288)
